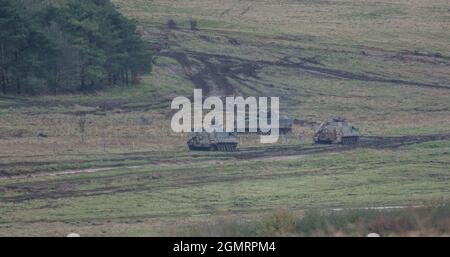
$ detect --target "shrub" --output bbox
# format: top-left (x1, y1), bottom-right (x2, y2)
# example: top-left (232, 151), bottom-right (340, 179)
top-left (256, 209), bottom-right (297, 236)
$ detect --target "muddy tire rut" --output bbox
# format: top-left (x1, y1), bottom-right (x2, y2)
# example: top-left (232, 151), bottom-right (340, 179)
top-left (159, 45), bottom-right (449, 96)
top-left (1, 133), bottom-right (449, 203)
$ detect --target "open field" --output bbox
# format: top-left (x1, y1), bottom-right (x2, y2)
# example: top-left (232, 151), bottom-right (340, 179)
top-left (1, 139), bottom-right (450, 236)
top-left (0, 0), bottom-right (449, 236)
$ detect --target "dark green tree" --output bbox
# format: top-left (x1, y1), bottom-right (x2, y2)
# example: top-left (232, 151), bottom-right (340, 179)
top-left (0, 0), bottom-right (153, 95)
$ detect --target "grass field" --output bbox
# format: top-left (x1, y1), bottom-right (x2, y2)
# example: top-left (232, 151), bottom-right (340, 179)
top-left (0, 0), bottom-right (449, 236)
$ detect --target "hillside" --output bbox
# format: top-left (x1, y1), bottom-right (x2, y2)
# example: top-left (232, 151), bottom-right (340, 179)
top-left (0, 0), bottom-right (449, 236)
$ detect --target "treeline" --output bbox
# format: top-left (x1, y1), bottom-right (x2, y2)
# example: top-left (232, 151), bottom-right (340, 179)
top-left (0, 0), bottom-right (153, 95)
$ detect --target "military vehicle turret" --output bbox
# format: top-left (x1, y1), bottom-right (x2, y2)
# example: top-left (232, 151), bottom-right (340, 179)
top-left (187, 131), bottom-right (239, 152)
top-left (314, 118), bottom-right (360, 145)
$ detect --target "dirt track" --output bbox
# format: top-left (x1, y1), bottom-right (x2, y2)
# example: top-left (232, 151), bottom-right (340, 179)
top-left (2, 133), bottom-right (450, 180)
top-left (161, 51), bottom-right (262, 95)
top-left (148, 20), bottom-right (450, 96)
top-left (1, 133), bottom-right (449, 203)
top-left (235, 133), bottom-right (450, 159)
top-left (160, 45), bottom-right (450, 96)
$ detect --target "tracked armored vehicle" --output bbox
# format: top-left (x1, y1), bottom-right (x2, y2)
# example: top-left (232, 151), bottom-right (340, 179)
top-left (235, 114), bottom-right (293, 135)
top-left (314, 118), bottom-right (360, 145)
top-left (187, 131), bottom-right (239, 152)
top-left (279, 116), bottom-right (293, 135)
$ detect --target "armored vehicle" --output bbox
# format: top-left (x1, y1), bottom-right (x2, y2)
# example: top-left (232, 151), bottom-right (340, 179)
top-left (235, 114), bottom-right (293, 135)
top-left (279, 116), bottom-right (293, 134)
top-left (187, 131), bottom-right (239, 152)
top-left (314, 118), bottom-right (360, 145)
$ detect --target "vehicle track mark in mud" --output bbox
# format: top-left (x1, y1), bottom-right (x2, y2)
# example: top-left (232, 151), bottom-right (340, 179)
top-left (273, 61), bottom-right (449, 90)
top-left (146, 22), bottom-right (450, 95)
top-left (162, 49), bottom-right (449, 95)
top-left (161, 51), bottom-right (262, 95)
top-left (1, 133), bottom-right (449, 203)
top-left (1, 134), bottom-right (449, 180)
top-left (235, 133), bottom-right (450, 159)
top-left (0, 156), bottom-right (211, 180)
top-left (0, 168), bottom-right (332, 203)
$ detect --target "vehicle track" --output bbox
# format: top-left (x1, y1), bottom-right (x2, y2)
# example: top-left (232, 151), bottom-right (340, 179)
top-left (160, 48), bottom-right (449, 96)
top-left (1, 133), bottom-right (449, 180)
top-left (235, 133), bottom-right (450, 159)
top-left (1, 133), bottom-right (449, 203)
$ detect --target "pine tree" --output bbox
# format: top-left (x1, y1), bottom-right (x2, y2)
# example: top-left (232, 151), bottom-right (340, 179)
top-left (0, 0), bottom-right (153, 95)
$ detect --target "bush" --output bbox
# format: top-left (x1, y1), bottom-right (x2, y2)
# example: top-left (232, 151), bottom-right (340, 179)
top-left (256, 209), bottom-right (297, 236)
top-left (176, 217), bottom-right (257, 237)
top-left (171, 203), bottom-right (450, 237)
top-left (296, 203), bottom-right (450, 236)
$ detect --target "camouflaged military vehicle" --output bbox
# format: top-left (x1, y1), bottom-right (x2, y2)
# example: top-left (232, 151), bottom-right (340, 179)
top-left (187, 131), bottom-right (239, 152)
top-left (279, 115), bottom-right (293, 135)
top-left (235, 114), bottom-right (293, 135)
top-left (314, 117), bottom-right (360, 145)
